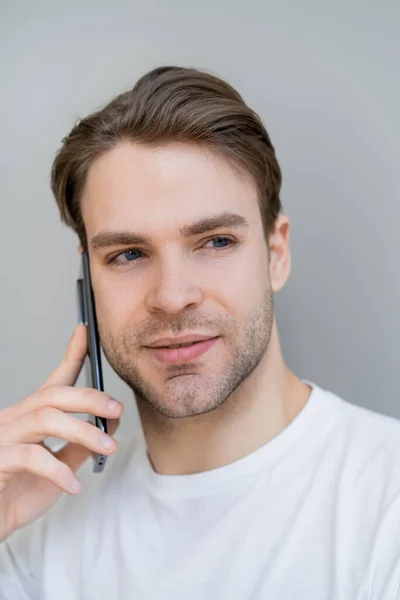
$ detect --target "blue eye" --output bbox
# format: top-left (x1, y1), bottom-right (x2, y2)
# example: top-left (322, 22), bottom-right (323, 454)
top-left (208, 237), bottom-right (232, 249)
top-left (122, 249), bottom-right (142, 261)
top-left (109, 249), bottom-right (143, 265)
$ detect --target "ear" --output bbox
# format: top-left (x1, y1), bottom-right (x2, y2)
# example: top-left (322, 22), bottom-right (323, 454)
top-left (268, 214), bottom-right (291, 293)
top-left (77, 244), bottom-right (84, 254)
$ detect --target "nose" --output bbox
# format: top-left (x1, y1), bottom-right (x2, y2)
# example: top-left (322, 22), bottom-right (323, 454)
top-left (144, 253), bottom-right (203, 315)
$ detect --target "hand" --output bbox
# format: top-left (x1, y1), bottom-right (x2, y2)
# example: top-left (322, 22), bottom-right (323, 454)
top-left (0, 324), bottom-right (124, 542)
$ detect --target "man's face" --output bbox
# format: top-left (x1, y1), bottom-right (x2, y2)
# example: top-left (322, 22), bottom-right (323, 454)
top-left (81, 142), bottom-right (274, 419)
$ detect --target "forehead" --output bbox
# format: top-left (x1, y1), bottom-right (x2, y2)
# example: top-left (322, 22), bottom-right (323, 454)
top-left (81, 142), bottom-right (260, 238)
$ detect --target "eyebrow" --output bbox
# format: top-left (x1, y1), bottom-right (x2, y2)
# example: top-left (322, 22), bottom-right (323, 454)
top-left (89, 212), bottom-right (250, 251)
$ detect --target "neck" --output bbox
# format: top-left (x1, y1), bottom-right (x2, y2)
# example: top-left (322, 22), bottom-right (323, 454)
top-left (135, 318), bottom-right (312, 475)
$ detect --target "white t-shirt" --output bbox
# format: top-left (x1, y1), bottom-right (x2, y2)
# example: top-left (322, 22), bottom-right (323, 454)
top-left (1, 380), bottom-right (400, 599)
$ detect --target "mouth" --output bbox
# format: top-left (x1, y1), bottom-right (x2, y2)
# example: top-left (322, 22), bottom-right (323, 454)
top-left (145, 337), bottom-right (219, 364)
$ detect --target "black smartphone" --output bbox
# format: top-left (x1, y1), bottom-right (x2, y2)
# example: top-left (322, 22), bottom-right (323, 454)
top-left (76, 250), bottom-right (108, 473)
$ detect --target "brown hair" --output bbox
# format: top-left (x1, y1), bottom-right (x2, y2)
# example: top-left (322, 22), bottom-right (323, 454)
top-left (51, 66), bottom-right (282, 249)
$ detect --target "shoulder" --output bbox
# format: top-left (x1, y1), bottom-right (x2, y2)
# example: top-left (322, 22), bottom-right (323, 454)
top-left (306, 381), bottom-right (400, 501)
top-left (308, 383), bottom-right (400, 596)
top-left (309, 380), bottom-right (400, 455)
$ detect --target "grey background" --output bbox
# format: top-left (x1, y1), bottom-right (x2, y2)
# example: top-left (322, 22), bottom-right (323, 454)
top-left (0, 0), bottom-right (399, 444)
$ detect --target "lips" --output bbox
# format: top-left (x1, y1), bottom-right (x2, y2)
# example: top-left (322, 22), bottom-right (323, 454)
top-left (145, 337), bottom-right (219, 364)
top-left (147, 334), bottom-right (216, 348)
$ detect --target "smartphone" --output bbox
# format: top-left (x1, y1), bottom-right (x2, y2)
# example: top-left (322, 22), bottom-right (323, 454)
top-left (76, 250), bottom-right (108, 473)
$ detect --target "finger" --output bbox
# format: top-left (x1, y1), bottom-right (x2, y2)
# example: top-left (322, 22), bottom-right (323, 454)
top-left (40, 324), bottom-right (88, 389)
top-left (56, 417), bottom-right (120, 472)
top-left (55, 441), bottom-right (92, 473)
top-left (0, 385), bottom-right (123, 425)
top-left (2, 409), bottom-right (119, 458)
top-left (0, 444), bottom-right (81, 495)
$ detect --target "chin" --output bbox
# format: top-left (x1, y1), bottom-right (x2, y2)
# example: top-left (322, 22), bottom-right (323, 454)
top-left (155, 404), bottom-right (218, 420)
top-left (147, 388), bottom-right (221, 420)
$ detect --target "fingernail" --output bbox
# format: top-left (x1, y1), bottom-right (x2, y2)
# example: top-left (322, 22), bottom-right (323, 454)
top-left (102, 435), bottom-right (115, 449)
top-left (71, 479), bottom-right (82, 494)
top-left (108, 398), bottom-right (121, 412)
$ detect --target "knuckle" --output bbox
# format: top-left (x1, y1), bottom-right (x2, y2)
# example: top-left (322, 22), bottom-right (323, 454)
top-left (81, 419), bottom-right (97, 441)
top-left (51, 459), bottom-right (71, 481)
top-left (37, 384), bottom-right (59, 403)
top-left (34, 406), bottom-right (57, 427)
top-left (80, 387), bottom-right (92, 403)
top-left (19, 443), bottom-right (45, 466)
top-left (81, 387), bottom-right (99, 403)
top-left (81, 387), bottom-right (105, 408)
top-left (18, 444), bottom-right (71, 484)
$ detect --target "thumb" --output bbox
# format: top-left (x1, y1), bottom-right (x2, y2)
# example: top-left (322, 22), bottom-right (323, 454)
top-left (40, 325), bottom-right (88, 390)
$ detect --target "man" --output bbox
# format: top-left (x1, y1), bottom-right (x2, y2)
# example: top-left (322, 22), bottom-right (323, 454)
top-left (1, 66), bottom-right (400, 599)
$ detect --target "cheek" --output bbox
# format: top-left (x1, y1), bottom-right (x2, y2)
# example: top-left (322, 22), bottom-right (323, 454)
top-left (93, 275), bottom-right (141, 334)
top-left (209, 246), bottom-right (268, 286)
top-left (200, 256), bottom-right (267, 317)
